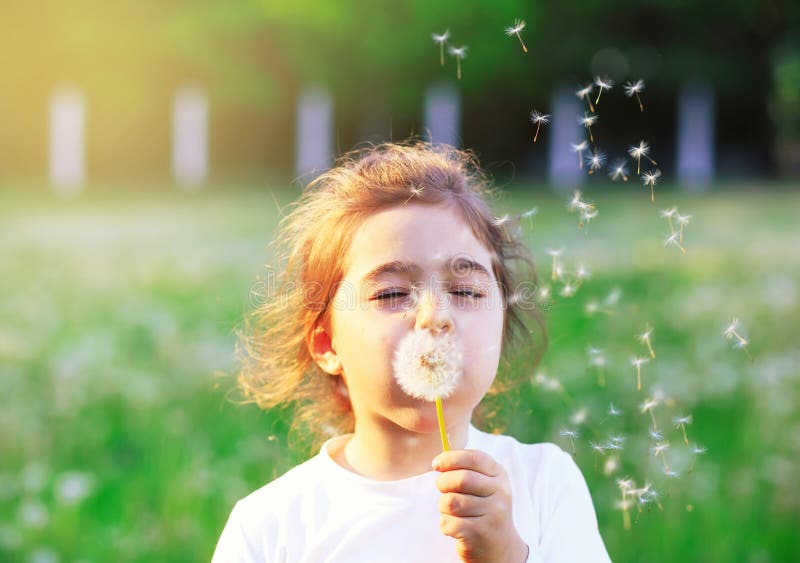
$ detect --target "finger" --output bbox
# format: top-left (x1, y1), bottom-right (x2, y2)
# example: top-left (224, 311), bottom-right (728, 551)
top-left (433, 449), bottom-right (501, 478)
top-left (435, 468), bottom-right (495, 497)
top-left (439, 513), bottom-right (479, 543)
top-left (438, 492), bottom-right (487, 517)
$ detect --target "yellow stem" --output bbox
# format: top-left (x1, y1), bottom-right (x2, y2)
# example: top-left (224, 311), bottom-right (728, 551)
top-left (436, 396), bottom-right (450, 451)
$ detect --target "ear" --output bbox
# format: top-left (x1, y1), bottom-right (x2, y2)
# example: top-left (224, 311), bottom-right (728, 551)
top-left (309, 322), bottom-right (343, 376)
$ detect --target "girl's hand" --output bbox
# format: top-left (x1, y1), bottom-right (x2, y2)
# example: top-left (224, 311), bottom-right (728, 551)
top-left (433, 449), bottom-right (529, 563)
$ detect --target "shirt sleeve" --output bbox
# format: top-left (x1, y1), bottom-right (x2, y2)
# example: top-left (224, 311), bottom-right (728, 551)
top-left (211, 501), bottom-right (261, 563)
top-left (538, 446), bottom-right (612, 562)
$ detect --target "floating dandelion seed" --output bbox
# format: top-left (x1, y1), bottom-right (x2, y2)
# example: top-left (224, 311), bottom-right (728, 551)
top-left (640, 396), bottom-right (660, 431)
top-left (401, 184), bottom-right (425, 207)
top-left (641, 169), bottom-right (662, 203)
top-left (520, 206), bottom-right (539, 228)
top-left (688, 444), bottom-right (708, 471)
top-left (628, 141), bottom-right (658, 175)
top-left (594, 75), bottom-right (614, 106)
top-left (631, 356), bottom-right (650, 391)
top-left (660, 206), bottom-right (678, 234)
top-left (576, 83), bottom-right (595, 112)
top-left (571, 141), bottom-right (589, 168)
top-left (624, 79), bottom-right (646, 111)
top-left (559, 429), bottom-right (579, 455)
top-left (599, 402), bottom-right (621, 424)
top-left (637, 324), bottom-right (656, 359)
top-left (448, 45), bottom-right (468, 80)
top-left (617, 477), bottom-right (636, 529)
top-left (579, 112), bottom-right (598, 143)
top-left (673, 415), bottom-right (693, 446)
top-left (393, 330), bottom-right (462, 451)
top-left (585, 149), bottom-right (606, 174)
top-left (504, 19), bottom-right (528, 53)
top-left (723, 318), bottom-right (753, 361)
top-left (529, 109), bottom-right (551, 143)
top-left (546, 248), bottom-right (563, 281)
top-left (609, 159), bottom-right (629, 182)
top-left (676, 213), bottom-right (691, 243)
top-left (665, 231), bottom-right (687, 254)
top-left (587, 346), bottom-right (607, 387)
top-left (590, 441), bottom-right (606, 471)
top-left (650, 441), bottom-right (671, 472)
top-left (648, 428), bottom-right (664, 441)
top-left (431, 29), bottom-right (450, 66)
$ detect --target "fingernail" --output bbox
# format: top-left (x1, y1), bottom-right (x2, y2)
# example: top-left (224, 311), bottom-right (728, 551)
top-left (432, 457), bottom-right (440, 471)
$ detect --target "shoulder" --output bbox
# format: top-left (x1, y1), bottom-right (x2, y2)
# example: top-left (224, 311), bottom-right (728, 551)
top-left (235, 452), bottom-right (326, 520)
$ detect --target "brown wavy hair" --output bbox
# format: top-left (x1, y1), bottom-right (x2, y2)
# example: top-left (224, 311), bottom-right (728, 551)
top-left (233, 140), bottom-right (546, 455)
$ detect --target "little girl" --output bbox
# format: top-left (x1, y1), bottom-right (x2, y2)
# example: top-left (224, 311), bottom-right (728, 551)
top-left (212, 142), bottom-right (612, 562)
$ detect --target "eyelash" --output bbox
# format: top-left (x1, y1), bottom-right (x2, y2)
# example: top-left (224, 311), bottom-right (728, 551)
top-left (374, 289), bottom-right (484, 300)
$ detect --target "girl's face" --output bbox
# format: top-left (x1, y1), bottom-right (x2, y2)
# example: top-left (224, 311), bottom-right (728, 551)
top-left (316, 201), bottom-right (505, 438)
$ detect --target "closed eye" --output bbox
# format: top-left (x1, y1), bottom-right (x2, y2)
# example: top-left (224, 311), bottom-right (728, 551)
top-left (373, 290), bottom-right (485, 300)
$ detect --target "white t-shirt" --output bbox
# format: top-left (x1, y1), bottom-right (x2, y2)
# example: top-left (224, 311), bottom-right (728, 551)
top-left (212, 425), bottom-right (612, 562)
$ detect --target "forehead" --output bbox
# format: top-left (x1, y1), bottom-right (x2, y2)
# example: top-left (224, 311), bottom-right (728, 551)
top-left (346, 203), bottom-right (495, 281)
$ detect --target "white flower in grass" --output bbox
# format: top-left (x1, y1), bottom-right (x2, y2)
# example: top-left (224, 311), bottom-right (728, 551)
top-left (393, 330), bottom-right (462, 401)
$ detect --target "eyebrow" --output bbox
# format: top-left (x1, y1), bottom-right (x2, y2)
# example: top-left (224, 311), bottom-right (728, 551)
top-left (359, 257), bottom-right (493, 284)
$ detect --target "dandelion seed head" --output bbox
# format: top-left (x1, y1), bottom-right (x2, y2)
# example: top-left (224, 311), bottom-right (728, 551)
top-left (648, 428), bottom-right (664, 441)
top-left (505, 19), bottom-right (526, 36)
top-left (637, 326), bottom-right (654, 342)
top-left (609, 160), bottom-right (628, 181)
top-left (677, 214), bottom-right (692, 226)
top-left (674, 415), bottom-right (693, 427)
top-left (448, 45), bottom-right (468, 59)
top-left (590, 442), bottom-right (607, 454)
top-left (529, 109), bottom-right (551, 124)
top-left (723, 318), bottom-right (740, 337)
top-left (586, 150), bottom-right (606, 170)
top-left (546, 248), bottom-right (563, 257)
top-left (665, 232), bottom-right (682, 248)
top-left (640, 397), bottom-right (659, 414)
top-left (571, 141), bottom-right (589, 152)
top-left (628, 141), bottom-right (650, 159)
top-left (576, 84), bottom-right (593, 99)
top-left (432, 29), bottom-right (450, 43)
top-left (608, 404), bottom-right (622, 417)
top-left (560, 284), bottom-right (577, 297)
top-left (392, 330), bottom-right (462, 401)
top-left (651, 441), bottom-right (670, 456)
top-left (664, 469), bottom-right (681, 478)
top-left (594, 75), bottom-right (614, 90)
top-left (660, 207), bottom-right (678, 219)
top-left (624, 80), bottom-right (645, 96)
top-left (521, 207), bottom-right (539, 218)
top-left (559, 428), bottom-right (579, 439)
top-left (631, 356), bottom-right (650, 368)
top-left (690, 445), bottom-right (708, 455)
top-left (579, 114), bottom-right (598, 127)
top-left (642, 169), bottom-right (662, 187)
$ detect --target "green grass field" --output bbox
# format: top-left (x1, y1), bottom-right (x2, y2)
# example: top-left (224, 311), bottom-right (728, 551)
top-left (1, 184), bottom-right (798, 562)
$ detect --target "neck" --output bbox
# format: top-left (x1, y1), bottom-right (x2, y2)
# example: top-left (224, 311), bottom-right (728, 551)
top-left (337, 418), bottom-right (470, 481)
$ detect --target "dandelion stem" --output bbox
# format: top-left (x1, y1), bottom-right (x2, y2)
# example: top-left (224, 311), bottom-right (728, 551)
top-left (659, 451), bottom-right (670, 472)
top-left (436, 396), bottom-right (450, 451)
top-left (534, 122), bottom-right (541, 143)
top-left (439, 44), bottom-right (445, 67)
top-left (681, 425), bottom-right (689, 446)
top-left (645, 340), bottom-right (655, 359)
top-left (649, 410), bottom-right (658, 432)
top-left (456, 59), bottom-right (461, 80)
top-left (636, 364), bottom-right (642, 391)
top-left (636, 93), bottom-right (644, 112)
top-left (516, 32), bottom-right (528, 53)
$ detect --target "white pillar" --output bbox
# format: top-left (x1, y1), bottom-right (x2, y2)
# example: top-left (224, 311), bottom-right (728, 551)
top-left (548, 85), bottom-right (585, 192)
top-left (49, 86), bottom-right (86, 197)
top-left (676, 81), bottom-right (715, 191)
top-left (172, 86), bottom-right (209, 189)
top-left (295, 85), bottom-right (333, 179)
top-left (424, 82), bottom-right (461, 147)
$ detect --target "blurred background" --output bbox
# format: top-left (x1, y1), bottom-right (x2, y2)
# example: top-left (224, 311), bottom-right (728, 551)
top-left (1, 1), bottom-right (798, 562)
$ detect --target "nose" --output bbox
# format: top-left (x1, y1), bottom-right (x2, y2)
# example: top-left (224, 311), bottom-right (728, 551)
top-left (412, 284), bottom-right (454, 335)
